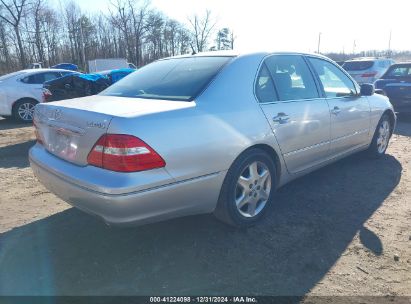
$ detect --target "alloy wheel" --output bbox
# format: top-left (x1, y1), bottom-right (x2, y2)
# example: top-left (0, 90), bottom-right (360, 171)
top-left (377, 120), bottom-right (390, 154)
top-left (235, 161), bottom-right (271, 218)
top-left (17, 102), bottom-right (35, 121)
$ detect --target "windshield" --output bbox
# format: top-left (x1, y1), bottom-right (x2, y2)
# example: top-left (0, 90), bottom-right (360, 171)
top-left (343, 61), bottom-right (374, 71)
top-left (0, 71), bottom-right (27, 81)
top-left (100, 56), bottom-right (232, 101)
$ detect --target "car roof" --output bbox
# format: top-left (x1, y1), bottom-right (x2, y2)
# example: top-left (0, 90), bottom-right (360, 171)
top-left (345, 57), bottom-right (392, 62)
top-left (390, 62), bottom-right (411, 67)
top-left (160, 50), bottom-right (332, 61)
top-left (21, 68), bottom-right (76, 74)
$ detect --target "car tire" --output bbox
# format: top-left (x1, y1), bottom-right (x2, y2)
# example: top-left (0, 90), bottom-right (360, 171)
top-left (214, 148), bottom-right (276, 228)
top-left (367, 113), bottom-right (392, 158)
top-left (12, 99), bottom-right (37, 123)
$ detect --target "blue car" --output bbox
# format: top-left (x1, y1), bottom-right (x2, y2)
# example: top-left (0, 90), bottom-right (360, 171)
top-left (375, 63), bottom-right (411, 113)
top-left (51, 63), bottom-right (79, 72)
top-left (99, 68), bottom-right (136, 84)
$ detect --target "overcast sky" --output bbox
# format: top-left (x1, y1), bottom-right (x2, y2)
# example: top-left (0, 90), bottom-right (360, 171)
top-left (72, 0), bottom-right (411, 53)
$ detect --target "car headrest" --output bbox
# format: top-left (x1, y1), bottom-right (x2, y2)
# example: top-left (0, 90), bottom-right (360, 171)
top-left (273, 72), bottom-right (292, 91)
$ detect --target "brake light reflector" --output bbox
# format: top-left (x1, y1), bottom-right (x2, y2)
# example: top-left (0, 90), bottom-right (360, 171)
top-left (42, 88), bottom-right (52, 102)
top-left (87, 134), bottom-right (165, 172)
top-left (361, 72), bottom-right (378, 78)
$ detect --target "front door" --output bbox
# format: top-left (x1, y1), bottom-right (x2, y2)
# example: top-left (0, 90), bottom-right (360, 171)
top-left (257, 55), bottom-right (331, 174)
top-left (308, 57), bottom-right (371, 155)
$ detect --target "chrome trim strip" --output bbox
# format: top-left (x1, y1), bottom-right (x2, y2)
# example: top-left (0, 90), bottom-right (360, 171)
top-left (283, 140), bottom-right (330, 157)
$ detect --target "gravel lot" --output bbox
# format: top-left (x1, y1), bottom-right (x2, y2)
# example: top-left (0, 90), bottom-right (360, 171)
top-left (0, 116), bottom-right (410, 296)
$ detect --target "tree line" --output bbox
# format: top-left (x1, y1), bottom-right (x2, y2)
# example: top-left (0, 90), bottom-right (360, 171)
top-left (0, 0), bottom-right (235, 74)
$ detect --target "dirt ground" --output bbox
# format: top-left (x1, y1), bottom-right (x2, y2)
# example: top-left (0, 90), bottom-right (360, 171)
top-left (0, 116), bottom-right (410, 297)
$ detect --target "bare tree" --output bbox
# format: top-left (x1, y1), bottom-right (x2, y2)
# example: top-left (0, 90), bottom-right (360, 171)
top-left (0, 0), bottom-right (28, 68)
top-left (215, 27), bottom-right (234, 50)
top-left (0, 0), bottom-right (222, 75)
top-left (0, 19), bottom-right (11, 70)
top-left (128, 0), bottom-right (149, 66)
top-left (109, 0), bottom-right (133, 62)
top-left (187, 10), bottom-right (216, 53)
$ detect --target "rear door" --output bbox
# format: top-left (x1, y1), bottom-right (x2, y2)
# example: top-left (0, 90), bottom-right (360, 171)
top-left (22, 72), bottom-right (62, 101)
top-left (258, 54), bottom-right (331, 174)
top-left (308, 57), bottom-right (371, 155)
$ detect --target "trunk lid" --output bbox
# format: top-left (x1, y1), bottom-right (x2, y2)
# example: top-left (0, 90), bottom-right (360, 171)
top-left (34, 95), bottom-right (193, 166)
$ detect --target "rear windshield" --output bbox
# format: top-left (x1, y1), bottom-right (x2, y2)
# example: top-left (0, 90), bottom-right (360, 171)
top-left (101, 56), bottom-right (232, 101)
top-left (343, 61), bottom-right (374, 71)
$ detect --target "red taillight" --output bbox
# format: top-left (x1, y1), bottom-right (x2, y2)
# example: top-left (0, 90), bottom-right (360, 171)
top-left (361, 72), bottom-right (377, 78)
top-left (87, 134), bottom-right (166, 172)
top-left (42, 88), bottom-right (52, 102)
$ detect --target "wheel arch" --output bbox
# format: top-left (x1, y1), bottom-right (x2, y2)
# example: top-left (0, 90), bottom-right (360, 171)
top-left (12, 97), bottom-right (39, 111)
top-left (12, 97), bottom-right (39, 121)
top-left (382, 109), bottom-right (396, 135)
top-left (236, 143), bottom-right (282, 188)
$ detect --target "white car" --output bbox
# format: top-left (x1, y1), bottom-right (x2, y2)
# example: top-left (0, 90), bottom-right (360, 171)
top-left (342, 57), bottom-right (394, 84)
top-left (0, 69), bottom-right (76, 122)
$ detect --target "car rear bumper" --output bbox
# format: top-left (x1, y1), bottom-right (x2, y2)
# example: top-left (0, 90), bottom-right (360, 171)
top-left (29, 144), bottom-right (226, 226)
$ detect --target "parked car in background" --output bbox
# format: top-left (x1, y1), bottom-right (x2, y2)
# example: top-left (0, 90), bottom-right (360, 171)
top-left (51, 63), bottom-right (79, 72)
top-left (30, 51), bottom-right (395, 228)
top-left (99, 68), bottom-right (136, 84)
top-left (28, 63), bottom-right (43, 69)
top-left (43, 73), bottom-right (110, 103)
top-left (43, 68), bottom-right (135, 102)
top-left (375, 63), bottom-right (411, 113)
top-left (88, 58), bottom-right (136, 73)
top-left (343, 57), bottom-right (394, 84)
top-left (0, 69), bottom-right (78, 122)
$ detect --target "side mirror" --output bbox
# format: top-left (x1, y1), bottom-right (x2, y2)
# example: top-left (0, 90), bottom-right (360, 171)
top-left (360, 83), bottom-right (375, 96)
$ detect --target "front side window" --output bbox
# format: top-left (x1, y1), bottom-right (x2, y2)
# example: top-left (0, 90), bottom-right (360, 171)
top-left (264, 55), bottom-right (319, 101)
top-left (101, 56), bottom-right (232, 101)
top-left (309, 58), bottom-right (357, 98)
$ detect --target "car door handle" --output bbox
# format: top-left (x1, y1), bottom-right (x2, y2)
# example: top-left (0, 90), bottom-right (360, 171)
top-left (331, 106), bottom-right (341, 115)
top-left (272, 112), bottom-right (290, 124)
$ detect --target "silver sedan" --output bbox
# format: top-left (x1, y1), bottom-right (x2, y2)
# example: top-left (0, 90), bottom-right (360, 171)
top-left (29, 51), bottom-right (395, 227)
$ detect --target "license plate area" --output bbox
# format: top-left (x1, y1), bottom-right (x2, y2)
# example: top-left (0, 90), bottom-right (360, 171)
top-left (46, 128), bottom-right (79, 161)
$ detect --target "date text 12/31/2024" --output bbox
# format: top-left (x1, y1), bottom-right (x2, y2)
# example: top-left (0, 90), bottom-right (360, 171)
top-left (150, 297), bottom-right (257, 303)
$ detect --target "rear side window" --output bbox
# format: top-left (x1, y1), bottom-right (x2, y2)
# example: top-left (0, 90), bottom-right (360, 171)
top-left (60, 71), bottom-right (76, 77)
top-left (22, 72), bottom-right (60, 84)
top-left (264, 55), bottom-right (319, 101)
top-left (343, 61), bottom-right (374, 71)
top-left (309, 57), bottom-right (357, 98)
top-left (385, 66), bottom-right (411, 77)
top-left (255, 63), bottom-right (278, 103)
top-left (101, 56), bottom-right (232, 101)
